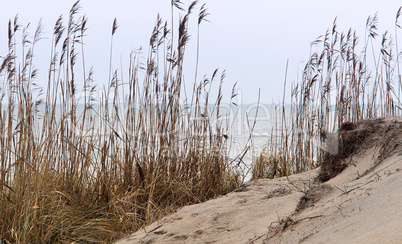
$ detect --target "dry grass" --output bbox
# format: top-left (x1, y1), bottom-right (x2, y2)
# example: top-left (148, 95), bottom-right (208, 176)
top-left (0, 1), bottom-right (244, 243)
top-left (253, 8), bottom-right (402, 180)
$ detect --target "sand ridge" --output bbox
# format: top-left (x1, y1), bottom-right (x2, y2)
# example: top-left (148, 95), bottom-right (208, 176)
top-left (118, 117), bottom-right (402, 243)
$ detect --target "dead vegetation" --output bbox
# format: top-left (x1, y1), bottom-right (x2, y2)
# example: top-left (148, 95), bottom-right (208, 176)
top-left (295, 184), bottom-right (333, 212)
top-left (253, 7), bottom-right (402, 181)
top-left (0, 1), bottom-right (247, 243)
top-left (265, 216), bottom-right (297, 241)
top-left (318, 117), bottom-right (402, 181)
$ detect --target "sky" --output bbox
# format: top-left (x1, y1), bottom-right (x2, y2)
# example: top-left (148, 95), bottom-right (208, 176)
top-left (1, 0), bottom-right (402, 104)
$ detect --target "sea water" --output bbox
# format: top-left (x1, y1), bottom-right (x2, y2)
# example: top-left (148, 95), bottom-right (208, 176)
top-left (13, 102), bottom-right (282, 180)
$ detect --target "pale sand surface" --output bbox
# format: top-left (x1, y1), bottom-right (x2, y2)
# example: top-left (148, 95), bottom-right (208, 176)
top-left (118, 117), bottom-right (402, 243)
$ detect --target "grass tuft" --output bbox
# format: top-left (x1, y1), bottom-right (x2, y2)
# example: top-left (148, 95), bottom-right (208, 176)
top-left (0, 2), bottom-right (243, 243)
top-left (253, 8), bottom-right (402, 181)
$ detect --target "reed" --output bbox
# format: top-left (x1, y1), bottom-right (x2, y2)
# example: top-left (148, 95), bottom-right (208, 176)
top-left (253, 8), bottom-right (402, 180)
top-left (0, 1), bottom-right (242, 243)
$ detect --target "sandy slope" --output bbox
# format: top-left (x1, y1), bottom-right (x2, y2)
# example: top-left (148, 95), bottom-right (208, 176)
top-left (118, 117), bottom-right (402, 243)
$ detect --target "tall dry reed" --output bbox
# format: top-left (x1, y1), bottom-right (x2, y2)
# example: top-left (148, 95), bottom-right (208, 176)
top-left (253, 8), bottom-right (402, 180)
top-left (0, 1), bottom-right (243, 242)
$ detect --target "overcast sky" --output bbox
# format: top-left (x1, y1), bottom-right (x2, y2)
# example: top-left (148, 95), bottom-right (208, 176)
top-left (1, 1), bottom-right (402, 104)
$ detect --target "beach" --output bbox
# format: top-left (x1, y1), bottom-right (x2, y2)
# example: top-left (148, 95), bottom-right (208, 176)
top-left (118, 117), bottom-right (402, 243)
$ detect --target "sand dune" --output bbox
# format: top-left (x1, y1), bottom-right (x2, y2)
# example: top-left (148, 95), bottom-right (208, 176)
top-left (118, 117), bottom-right (402, 243)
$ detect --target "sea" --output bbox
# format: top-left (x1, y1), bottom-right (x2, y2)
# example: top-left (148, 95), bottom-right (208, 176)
top-left (14, 102), bottom-right (282, 180)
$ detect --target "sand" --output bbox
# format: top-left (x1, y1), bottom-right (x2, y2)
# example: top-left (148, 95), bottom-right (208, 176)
top-left (117, 117), bottom-right (402, 243)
